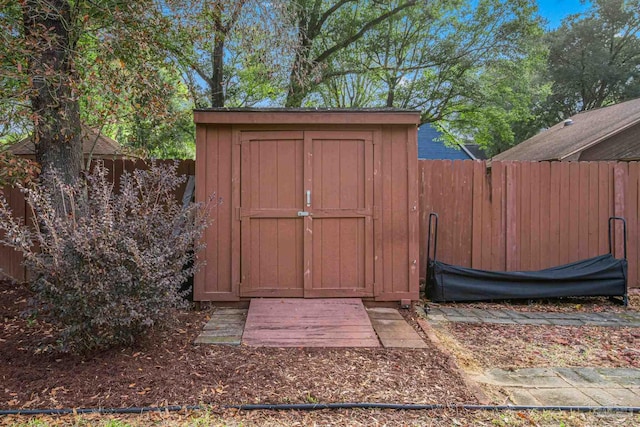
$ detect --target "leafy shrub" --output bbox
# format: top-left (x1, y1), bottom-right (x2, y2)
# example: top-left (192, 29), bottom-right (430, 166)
top-left (0, 151), bottom-right (40, 187)
top-left (0, 161), bottom-right (211, 352)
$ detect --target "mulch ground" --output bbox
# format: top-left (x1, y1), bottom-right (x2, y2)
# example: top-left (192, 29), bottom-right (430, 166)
top-left (427, 295), bottom-right (640, 370)
top-left (443, 323), bottom-right (640, 369)
top-left (0, 280), bottom-right (476, 412)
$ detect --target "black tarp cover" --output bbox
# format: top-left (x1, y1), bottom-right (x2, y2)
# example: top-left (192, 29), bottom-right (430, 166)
top-left (426, 254), bottom-right (628, 302)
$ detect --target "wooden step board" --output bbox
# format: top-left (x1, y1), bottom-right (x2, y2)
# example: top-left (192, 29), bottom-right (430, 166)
top-left (242, 298), bottom-right (380, 347)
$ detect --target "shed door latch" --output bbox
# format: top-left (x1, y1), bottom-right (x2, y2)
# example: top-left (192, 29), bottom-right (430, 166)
top-left (297, 211), bottom-right (311, 217)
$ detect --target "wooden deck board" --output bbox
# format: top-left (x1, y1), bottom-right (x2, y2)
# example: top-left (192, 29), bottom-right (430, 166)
top-left (242, 298), bottom-right (380, 347)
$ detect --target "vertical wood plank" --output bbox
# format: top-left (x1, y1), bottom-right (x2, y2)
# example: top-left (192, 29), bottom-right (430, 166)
top-left (558, 162), bottom-right (571, 264)
top-left (491, 162), bottom-right (505, 270)
top-left (406, 126), bottom-right (419, 295)
top-left (471, 161), bottom-right (485, 269)
top-left (481, 163), bottom-right (493, 270)
top-left (578, 163), bottom-right (590, 260)
top-left (520, 162), bottom-right (531, 271)
top-left (193, 125), bottom-right (208, 300)
top-left (598, 163), bottom-right (611, 255)
top-left (303, 133), bottom-right (313, 294)
top-left (373, 130), bottom-right (384, 296)
top-left (539, 162), bottom-right (551, 269)
top-left (452, 161), bottom-right (462, 266)
top-left (229, 126), bottom-right (240, 299)
top-left (587, 162), bottom-right (600, 258)
top-left (418, 161), bottom-right (427, 279)
top-left (626, 162), bottom-right (638, 288)
top-left (381, 127), bottom-right (393, 294)
top-left (613, 163), bottom-right (627, 259)
top-left (505, 162), bottom-right (518, 271)
top-left (530, 162), bottom-right (541, 271)
top-left (549, 162), bottom-right (561, 266)
top-left (568, 162), bottom-right (580, 262)
top-left (460, 161), bottom-right (474, 267)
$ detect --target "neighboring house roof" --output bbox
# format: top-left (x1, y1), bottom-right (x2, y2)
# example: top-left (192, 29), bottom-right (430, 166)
top-left (463, 144), bottom-right (487, 160)
top-left (4, 125), bottom-right (125, 159)
top-left (492, 97), bottom-right (640, 162)
top-left (418, 124), bottom-right (479, 160)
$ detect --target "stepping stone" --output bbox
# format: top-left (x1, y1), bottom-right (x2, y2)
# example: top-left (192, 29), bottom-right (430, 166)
top-left (367, 308), bottom-right (428, 349)
top-left (194, 308), bottom-right (247, 345)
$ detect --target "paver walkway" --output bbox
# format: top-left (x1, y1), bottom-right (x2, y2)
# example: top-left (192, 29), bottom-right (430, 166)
top-left (421, 305), bottom-right (640, 408)
top-left (424, 306), bottom-right (640, 327)
top-left (473, 368), bottom-right (640, 407)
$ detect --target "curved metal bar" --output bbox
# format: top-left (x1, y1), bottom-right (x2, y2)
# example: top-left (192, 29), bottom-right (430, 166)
top-left (427, 212), bottom-right (439, 264)
top-left (608, 216), bottom-right (627, 260)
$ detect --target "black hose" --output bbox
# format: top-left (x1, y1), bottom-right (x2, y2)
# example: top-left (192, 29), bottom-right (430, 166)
top-left (229, 403), bottom-right (640, 413)
top-left (0, 405), bottom-right (200, 416)
top-left (1, 402), bottom-right (639, 416)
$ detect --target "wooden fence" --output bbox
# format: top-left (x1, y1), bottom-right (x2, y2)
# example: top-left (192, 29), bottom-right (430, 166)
top-left (3, 158), bottom-right (638, 292)
top-left (0, 159), bottom-right (195, 282)
top-left (419, 160), bottom-right (639, 290)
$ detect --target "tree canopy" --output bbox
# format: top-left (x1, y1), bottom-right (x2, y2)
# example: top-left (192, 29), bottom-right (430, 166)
top-left (541, 0), bottom-right (640, 123)
top-left (2, 0), bottom-right (640, 164)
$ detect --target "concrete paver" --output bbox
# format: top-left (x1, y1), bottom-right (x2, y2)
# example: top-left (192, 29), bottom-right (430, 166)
top-left (472, 368), bottom-right (640, 407)
top-left (367, 307), bottom-right (428, 348)
top-left (423, 306), bottom-right (640, 327)
top-left (194, 308), bottom-right (247, 345)
top-left (528, 387), bottom-right (598, 406)
top-left (420, 306), bottom-right (640, 407)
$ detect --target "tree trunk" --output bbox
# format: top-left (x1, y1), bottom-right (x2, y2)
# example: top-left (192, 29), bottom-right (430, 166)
top-left (285, 29), bottom-right (313, 107)
top-left (285, 63), bottom-right (309, 107)
top-left (211, 34), bottom-right (225, 107)
top-left (23, 0), bottom-right (83, 187)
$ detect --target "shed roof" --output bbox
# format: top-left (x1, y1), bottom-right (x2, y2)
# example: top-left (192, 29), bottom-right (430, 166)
top-left (492, 97), bottom-right (640, 161)
top-left (193, 108), bottom-right (420, 125)
top-left (5, 126), bottom-right (124, 158)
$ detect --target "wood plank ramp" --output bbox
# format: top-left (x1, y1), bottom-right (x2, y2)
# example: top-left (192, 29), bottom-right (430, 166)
top-left (242, 298), bottom-right (380, 347)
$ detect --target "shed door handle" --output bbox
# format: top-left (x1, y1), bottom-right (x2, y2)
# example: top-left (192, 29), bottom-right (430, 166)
top-left (306, 190), bottom-right (311, 207)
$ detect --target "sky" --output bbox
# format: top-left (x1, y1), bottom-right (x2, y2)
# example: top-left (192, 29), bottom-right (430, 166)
top-left (537, 0), bottom-right (591, 29)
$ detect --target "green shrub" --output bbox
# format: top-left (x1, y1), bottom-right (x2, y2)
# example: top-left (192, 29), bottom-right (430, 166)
top-left (0, 161), bottom-right (211, 352)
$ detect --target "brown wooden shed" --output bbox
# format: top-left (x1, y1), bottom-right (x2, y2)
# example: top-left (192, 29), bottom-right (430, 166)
top-left (193, 109), bottom-right (420, 303)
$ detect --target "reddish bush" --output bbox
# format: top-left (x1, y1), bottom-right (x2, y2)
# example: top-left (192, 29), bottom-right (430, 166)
top-left (0, 161), bottom-right (211, 352)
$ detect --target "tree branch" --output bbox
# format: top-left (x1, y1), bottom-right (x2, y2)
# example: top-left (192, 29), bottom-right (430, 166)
top-left (313, 0), bottom-right (417, 65)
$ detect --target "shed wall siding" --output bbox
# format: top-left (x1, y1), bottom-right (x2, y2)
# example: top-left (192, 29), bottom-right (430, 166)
top-left (194, 116), bottom-right (420, 302)
top-left (194, 125), bottom-right (237, 300)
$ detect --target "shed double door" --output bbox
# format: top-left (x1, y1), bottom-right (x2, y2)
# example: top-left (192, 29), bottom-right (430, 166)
top-left (239, 130), bottom-right (377, 297)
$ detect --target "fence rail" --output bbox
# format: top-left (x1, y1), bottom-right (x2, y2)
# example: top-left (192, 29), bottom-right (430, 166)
top-left (0, 159), bottom-right (195, 282)
top-left (419, 160), bottom-right (639, 290)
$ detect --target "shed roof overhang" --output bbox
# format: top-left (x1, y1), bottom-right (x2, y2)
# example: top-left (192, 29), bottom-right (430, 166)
top-left (193, 108), bottom-right (421, 125)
